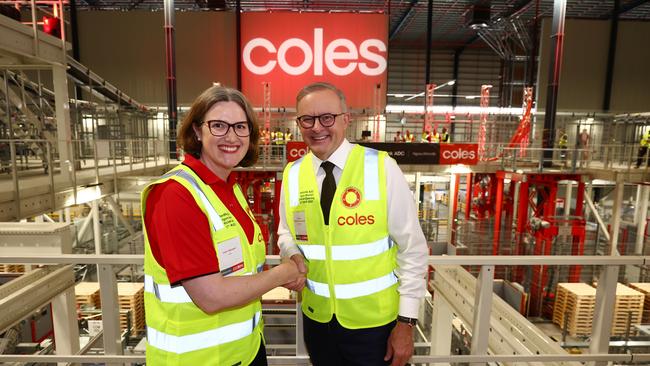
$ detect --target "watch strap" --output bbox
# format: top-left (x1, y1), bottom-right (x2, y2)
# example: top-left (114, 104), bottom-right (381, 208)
top-left (397, 315), bottom-right (417, 327)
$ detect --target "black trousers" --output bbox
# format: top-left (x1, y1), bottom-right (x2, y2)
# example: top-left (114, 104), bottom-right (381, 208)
top-left (637, 146), bottom-right (649, 167)
top-left (303, 314), bottom-right (396, 366)
top-left (248, 338), bottom-right (268, 366)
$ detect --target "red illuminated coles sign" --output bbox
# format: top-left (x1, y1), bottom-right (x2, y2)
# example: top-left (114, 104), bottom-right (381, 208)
top-left (287, 141), bottom-right (308, 162)
top-left (241, 13), bottom-right (388, 109)
top-left (439, 144), bottom-right (479, 165)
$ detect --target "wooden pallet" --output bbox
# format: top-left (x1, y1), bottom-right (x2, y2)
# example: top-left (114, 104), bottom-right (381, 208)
top-left (628, 283), bottom-right (650, 323)
top-left (553, 282), bottom-right (644, 336)
top-left (0, 264), bottom-right (26, 273)
top-left (612, 283), bottom-right (644, 336)
top-left (75, 282), bottom-right (101, 309)
top-left (117, 282), bottom-right (145, 332)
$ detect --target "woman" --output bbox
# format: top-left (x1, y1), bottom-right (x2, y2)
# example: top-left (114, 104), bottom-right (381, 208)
top-left (142, 86), bottom-right (300, 365)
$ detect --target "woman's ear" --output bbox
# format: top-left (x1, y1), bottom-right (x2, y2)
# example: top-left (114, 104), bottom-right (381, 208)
top-left (192, 123), bottom-right (202, 142)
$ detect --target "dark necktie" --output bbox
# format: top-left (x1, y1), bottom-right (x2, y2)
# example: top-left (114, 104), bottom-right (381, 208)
top-left (320, 161), bottom-right (337, 225)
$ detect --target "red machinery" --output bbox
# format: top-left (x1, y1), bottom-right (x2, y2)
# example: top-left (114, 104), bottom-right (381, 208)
top-left (492, 171), bottom-right (586, 317)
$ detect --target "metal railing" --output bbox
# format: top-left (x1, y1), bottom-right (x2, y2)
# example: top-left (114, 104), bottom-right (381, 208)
top-left (0, 254), bottom-right (648, 365)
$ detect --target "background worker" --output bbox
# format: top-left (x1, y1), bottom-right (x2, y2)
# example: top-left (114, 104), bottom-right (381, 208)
top-left (636, 129), bottom-right (650, 168)
top-left (440, 127), bottom-right (450, 143)
top-left (284, 128), bottom-right (293, 143)
top-left (404, 129), bottom-right (415, 142)
top-left (142, 86), bottom-right (300, 366)
top-left (278, 82), bottom-right (428, 366)
top-left (558, 130), bottom-right (568, 163)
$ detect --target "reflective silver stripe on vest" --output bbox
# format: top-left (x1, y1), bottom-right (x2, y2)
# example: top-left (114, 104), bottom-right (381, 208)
top-left (306, 272), bottom-right (398, 299)
top-left (162, 169), bottom-right (224, 231)
top-left (144, 274), bottom-right (193, 303)
top-left (288, 159), bottom-right (303, 207)
top-left (298, 237), bottom-right (392, 261)
top-left (364, 149), bottom-right (379, 200)
top-left (147, 311), bottom-right (262, 354)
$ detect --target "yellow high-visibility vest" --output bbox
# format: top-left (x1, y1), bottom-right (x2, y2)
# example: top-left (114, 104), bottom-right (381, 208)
top-left (142, 164), bottom-right (266, 365)
top-left (282, 145), bottom-right (398, 329)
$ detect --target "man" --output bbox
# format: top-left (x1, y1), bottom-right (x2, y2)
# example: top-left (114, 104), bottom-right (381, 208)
top-left (440, 127), bottom-right (450, 143)
top-left (404, 129), bottom-right (414, 143)
top-left (579, 128), bottom-right (590, 167)
top-left (394, 131), bottom-right (405, 143)
top-left (278, 82), bottom-right (428, 366)
top-left (636, 129), bottom-right (650, 168)
top-left (284, 128), bottom-right (293, 143)
top-left (558, 130), bottom-right (568, 164)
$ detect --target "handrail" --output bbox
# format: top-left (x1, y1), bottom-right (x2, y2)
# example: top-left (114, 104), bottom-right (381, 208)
top-left (0, 254), bottom-right (646, 265)
top-left (0, 254), bottom-right (645, 365)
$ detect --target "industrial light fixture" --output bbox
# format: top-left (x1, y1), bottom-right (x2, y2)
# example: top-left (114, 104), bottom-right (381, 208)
top-left (404, 80), bottom-right (456, 101)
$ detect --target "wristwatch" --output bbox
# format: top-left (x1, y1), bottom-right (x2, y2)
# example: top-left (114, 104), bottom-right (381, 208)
top-left (397, 315), bottom-right (418, 327)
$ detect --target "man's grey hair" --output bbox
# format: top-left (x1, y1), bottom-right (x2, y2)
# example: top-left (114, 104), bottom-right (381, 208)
top-left (296, 82), bottom-right (348, 113)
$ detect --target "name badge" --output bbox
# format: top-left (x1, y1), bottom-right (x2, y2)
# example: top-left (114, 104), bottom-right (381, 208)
top-left (217, 237), bottom-right (245, 276)
top-left (294, 211), bottom-right (308, 241)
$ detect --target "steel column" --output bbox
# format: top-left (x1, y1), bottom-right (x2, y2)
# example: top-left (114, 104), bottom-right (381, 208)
top-left (602, 0), bottom-right (619, 111)
top-left (610, 179), bottom-right (624, 255)
top-left (541, 0), bottom-right (567, 166)
top-left (465, 173), bottom-right (473, 219)
top-left (448, 173), bottom-right (458, 245)
top-left (52, 65), bottom-right (73, 179)
top-left (164, 0), bottom-right (178, 159)
top-left (492, 177), bottom-right (504, 255)
top-left (470, 265), bottom-right (495, 358)
top-left (629, 185), bottom-right (649, 281)
top-left (97, 264), bottom-right (123, 366)
top-left (430, 294), bottom-right (453, 366)
top-left (588, 265), bottom-right (619, 366)
top-left (92, 200), bottom-right (101, 254)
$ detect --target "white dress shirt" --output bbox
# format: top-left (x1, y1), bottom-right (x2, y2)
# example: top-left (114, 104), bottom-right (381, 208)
top-left (278, 139), bottom-right (429, 319)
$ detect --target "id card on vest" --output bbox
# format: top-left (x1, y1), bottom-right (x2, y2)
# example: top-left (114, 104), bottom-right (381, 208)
top-left (217, 237), bottom-right (245, 276)
top-left (293, 211), bottom-right (308, 241)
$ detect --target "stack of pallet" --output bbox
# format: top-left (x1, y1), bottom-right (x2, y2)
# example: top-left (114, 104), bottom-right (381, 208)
top-left (553, 283), bottom-right (596, 336)
top-left (553, 282), bottom-right (645, 336)
top-left (628, 283), bottom-right (650, 323)
top-left (75, 282), bottom-right (101, 309)
top-left (118, 282), bottom-right (145, 333)
top-left (612, 283), bottom-right (644, 336)
top-left (0, 264), bottom-right (25, 273)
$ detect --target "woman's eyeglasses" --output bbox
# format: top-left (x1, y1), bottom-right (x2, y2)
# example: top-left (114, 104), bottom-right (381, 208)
top-left (203, 120), bottom-right (251, 137)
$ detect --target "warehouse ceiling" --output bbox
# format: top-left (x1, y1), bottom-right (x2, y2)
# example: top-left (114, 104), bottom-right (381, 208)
top-left (72, 0), bottom-right (650, 48)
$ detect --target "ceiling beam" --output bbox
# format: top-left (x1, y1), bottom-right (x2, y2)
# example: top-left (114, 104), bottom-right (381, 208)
top-left (608, 0), bottom-right (649, 18)
top-left (389, 0), bottom-right (419, 41)
top-left (457, 0), bottom-right (535, 52)
top-left (83, 0), bottom-right (100, 6)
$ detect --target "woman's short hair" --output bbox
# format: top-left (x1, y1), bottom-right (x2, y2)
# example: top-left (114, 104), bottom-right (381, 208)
top-left (177, 85), bottom-right (259, 167)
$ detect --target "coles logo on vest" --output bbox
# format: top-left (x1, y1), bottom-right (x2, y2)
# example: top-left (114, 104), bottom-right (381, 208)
top-left (341, 187), bottom-right (362, 209)
top-left (287, 141), bottom-right (309, 162)
top-left (241, 12), bottom-right (388, 109)
top-left (439, 144), bottom-right (479, 165)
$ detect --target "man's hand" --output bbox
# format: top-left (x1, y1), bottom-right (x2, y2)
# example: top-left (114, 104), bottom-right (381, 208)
top-left (282, 254), bottom-right (307, 291)
top-left (384, 321), bottom-right (414, 366)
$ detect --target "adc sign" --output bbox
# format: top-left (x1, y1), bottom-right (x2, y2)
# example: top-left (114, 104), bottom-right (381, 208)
top-left (241, 12), bottom-right (388, 109)
top-left (439, 144), bottom-right (479, 165)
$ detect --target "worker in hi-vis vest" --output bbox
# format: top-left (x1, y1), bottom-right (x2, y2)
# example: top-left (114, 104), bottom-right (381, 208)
top-left (142, 86), bottom-right (300, 366)
top-left (440, 127), bottom-right (450, 143)
top-left (636, 129), bottom-right (650, 168)
top-left (278, 82), bottom-right (428, 366)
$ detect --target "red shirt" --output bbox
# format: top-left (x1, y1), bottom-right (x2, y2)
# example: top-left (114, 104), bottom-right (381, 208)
top-left (145, 154), bottom-right (255, 285)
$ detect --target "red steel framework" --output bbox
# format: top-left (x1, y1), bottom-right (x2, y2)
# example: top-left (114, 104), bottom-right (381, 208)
top-left (492, 171), bottom-right (586, 317)
top-left (478, 85), bottom-right (491, 160)
top-left (262, 81), bottom-right (271, 131)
